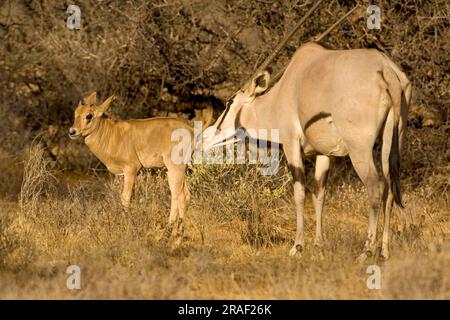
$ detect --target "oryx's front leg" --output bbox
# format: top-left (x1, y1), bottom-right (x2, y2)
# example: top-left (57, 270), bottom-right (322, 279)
top-left (121, 169), bottom-right (137, 208)
top-left (284, 140), bottom-right (306, 256)
top-left (312, 155), bottom-right (330, 248)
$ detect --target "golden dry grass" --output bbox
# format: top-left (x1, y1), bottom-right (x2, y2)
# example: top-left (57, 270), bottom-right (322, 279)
top-left (0, 143), bottom-right (448, 299)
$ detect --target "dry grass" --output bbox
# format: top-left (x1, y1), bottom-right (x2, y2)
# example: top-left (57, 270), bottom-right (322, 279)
top-left (19, 141), bottom-right (57, 216)
top-left (0, 143), bottom-right (448, 299)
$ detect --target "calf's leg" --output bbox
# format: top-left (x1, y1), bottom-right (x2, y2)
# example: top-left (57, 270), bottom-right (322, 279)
top-left (121, 169), bottom-right (137, 208)
top-left (163, 158), bottom-right (188, 242)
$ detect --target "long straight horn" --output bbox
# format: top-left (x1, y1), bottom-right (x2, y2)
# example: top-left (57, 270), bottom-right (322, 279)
top-left (251, 0), bottom-right (325, 78)
top-left (314, 5), bottom-right (358, 42)
top-left (269, 5), bottom-right (359, 86)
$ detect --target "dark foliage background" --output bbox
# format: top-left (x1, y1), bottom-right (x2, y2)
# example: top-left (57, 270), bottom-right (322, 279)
top-left (0, 0), bottom-right (448, 191)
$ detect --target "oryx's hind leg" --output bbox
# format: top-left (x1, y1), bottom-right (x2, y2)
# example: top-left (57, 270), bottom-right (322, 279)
top-left (312, 155), bottom-right (330, 248)
top-left (348, 147), bottom-right (383, 261)
top-left (380, 92), bottom-right (408, 258)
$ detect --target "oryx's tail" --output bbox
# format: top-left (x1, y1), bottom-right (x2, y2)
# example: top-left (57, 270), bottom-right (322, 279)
top-left (382, 67), bottom-right (403, 208)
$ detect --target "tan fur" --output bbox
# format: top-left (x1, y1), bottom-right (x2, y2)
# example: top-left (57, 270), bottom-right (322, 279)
top-left (70, 92), bottom-right (213, 240)
top-left (204, 42), bottom-right (411, 259)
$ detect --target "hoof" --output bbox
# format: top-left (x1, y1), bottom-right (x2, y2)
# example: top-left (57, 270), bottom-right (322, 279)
top-left (289, 244), bottom-right (303, 257)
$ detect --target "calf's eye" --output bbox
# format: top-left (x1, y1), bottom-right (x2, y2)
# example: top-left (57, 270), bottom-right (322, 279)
top-left (86, 114), bottom-right (93, 121)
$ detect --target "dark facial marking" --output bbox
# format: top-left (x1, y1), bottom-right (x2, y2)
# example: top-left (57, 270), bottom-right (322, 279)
top-left (216, 93), bottom-right (236, 130)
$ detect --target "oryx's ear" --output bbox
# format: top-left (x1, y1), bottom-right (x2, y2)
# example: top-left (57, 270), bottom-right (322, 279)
top-left (83, 91), bottom-right (97, 105)
top-left (252, 71), bottom-right (270, 95)
top-left (97, 95), bottom-right (116, 114)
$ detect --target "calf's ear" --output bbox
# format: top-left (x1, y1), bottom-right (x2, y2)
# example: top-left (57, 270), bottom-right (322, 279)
top-left (83, 91), bottom-right (97, 105)
top-left (97, 95), bottom-right (116, 114)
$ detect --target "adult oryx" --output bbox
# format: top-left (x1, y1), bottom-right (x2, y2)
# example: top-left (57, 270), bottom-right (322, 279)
top-left (202, 42), bottom-right (411, 260)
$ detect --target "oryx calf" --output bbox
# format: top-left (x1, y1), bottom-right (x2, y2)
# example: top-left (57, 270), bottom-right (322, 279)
top-left (69, 92), bottom-right (213, 239)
